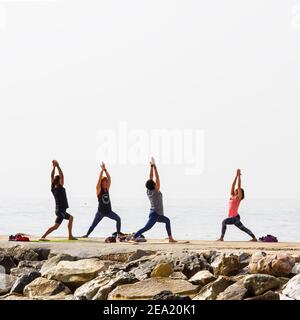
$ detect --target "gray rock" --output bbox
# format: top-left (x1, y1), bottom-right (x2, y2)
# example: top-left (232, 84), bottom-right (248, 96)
top-left (211, 254), bottom-right (241, 276)
top-left (243, 274), bottom-right (280, 296)
top-left (40, 253), bottom-right (76, 276)
top-left (245, 291), bottom-right (280, 300)
top-left (126, 251), bottom-right (211, 281)
top-left (32, 248), bottom-right (51, 261)
top-left (282, 274), bottom-right (300, 300)
top-left (74, 271), bottom-right (137, 300)
top-left (217, 282), bottom-right (248, 300)
top-left (0, 274), bottom-right (18, 295)
top-left (93, 271), bottom-right (137, 300)
top-left (6, 246), bottom-right (39, 263)
top-left (0, 253), bottom-right (16, 274)
top-left (201, 250), bottom-right (218, 263)
top-left (108, 278), bottom-right (199, 300)
top-left (193, 276), bottom-right (235, 300)
top-left (292, 263), bottom-right (300, 275)
top-left (238, 252), bottom-right (251, 268)
top-left (189, 270), bottom-right (216, 287)
top-left (43, 258), bottom-right (112, 290)
top-left (249, 252), bottom-right (295, 277)
top-left (10, 271), bottom-right (41, 294)
top-left (24, 277), bottom-right (71, 298)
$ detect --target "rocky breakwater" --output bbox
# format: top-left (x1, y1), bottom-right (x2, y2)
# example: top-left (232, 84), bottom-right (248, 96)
top-left (0, 246), bottom-right (300, 300)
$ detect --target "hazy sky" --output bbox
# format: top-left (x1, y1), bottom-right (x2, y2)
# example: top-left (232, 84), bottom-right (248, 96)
top-left (0, 0), bottom-right (300, 200)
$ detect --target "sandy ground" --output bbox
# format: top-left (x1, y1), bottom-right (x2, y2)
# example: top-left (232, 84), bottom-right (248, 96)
top-left (1, 235), bottom-right (300, 259)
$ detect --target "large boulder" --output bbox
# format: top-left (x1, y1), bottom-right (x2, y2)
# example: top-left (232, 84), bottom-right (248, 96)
top-left (249, 252), bottom-right (295, 277)
top-left (193, 276), bottom-right (235, 300)
top-left (108, 278), bottom-right (199, 300)
top-left (211, 254), bottom-right (241, 277)
top-left (245, 291), bottom-right (280, 300)
top-left (75, 271), bottom-right (136, 300)
top-left (40, 254), bottom-right (76, 276)
top-left (44, 258), bottom-right (112, 290)
top-left (0, 253), bottom-right (16, 274)
top-left (217, 282), bottom-right (248, 300)
top-left (6, 246), bottom-right (39, 263)
top-left (10, 271), bottom-right (41, 294)
top-left (0, 274), bottom-right (18, 295)
top-left (151, 263), bottom-right (173, 278)
top-left (243, 274), bottom-right (280, 296)
top-left (189, 270), bottom-right (216, 287)
top-left (282, 274), bottom-right (300, 300)
top-left (23, 277), bottom-right (71, 298)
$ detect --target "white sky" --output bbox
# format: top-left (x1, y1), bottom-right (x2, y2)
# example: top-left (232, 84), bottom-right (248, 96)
top-left (0, 0), bottom-right (300, 200)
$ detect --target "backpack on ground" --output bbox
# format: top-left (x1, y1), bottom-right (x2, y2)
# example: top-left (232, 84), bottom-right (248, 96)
top-left (259, 234), bottom-right (278, 243)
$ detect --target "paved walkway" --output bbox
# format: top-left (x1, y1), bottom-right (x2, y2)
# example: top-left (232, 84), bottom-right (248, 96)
top-left (1, 236), bottom-right (300, 259)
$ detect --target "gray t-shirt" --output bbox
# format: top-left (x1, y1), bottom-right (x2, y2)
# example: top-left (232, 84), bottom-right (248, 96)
top-left (147, 189), bottom-right (164, 215)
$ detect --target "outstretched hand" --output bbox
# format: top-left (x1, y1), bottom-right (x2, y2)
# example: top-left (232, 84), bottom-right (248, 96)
top-left (237, 169), bottom-right (242, 176)
top-left (150, 157), bottom-right (156, 166)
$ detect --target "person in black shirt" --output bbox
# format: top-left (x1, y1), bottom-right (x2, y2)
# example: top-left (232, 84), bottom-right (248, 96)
top-left (40, 160), bottom-right (77, 241)
top-left (83, 162), bottom-right (122, 238)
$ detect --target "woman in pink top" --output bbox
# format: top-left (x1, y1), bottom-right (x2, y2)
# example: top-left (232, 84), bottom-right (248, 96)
top-left (217, 169), bottom-right (257, 242)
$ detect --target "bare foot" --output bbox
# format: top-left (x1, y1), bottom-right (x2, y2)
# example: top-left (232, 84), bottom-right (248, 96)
top-left (69, 236), bottom-right (78, 240)
top-left (216, 238), bottom-right (224, 242)
top-left (250, 238), bottom-right (258, 242)
top-left (39, 238), bottom-right (50, 242)
top-left (81, 235), bottom-right (89, 238)
top-left (169, 238), bottom-right (178, 243)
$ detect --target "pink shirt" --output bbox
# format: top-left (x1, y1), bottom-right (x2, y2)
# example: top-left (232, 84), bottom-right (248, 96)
top-left (228, 197), bottom-right (240, 217)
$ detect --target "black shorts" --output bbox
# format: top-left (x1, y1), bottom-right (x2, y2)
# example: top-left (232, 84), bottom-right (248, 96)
top-left (55, 210), bottom-right (71, 224)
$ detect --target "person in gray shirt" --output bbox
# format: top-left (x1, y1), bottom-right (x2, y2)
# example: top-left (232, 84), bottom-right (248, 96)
top-left (132, 158), bottom-right (177, 243)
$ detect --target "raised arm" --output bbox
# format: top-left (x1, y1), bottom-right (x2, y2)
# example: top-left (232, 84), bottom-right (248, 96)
top-left (51, 164), bottom-right (56, 183)
top-left (153, 165), bottom-right (160, 191)
top-left (149, 164), bottom-right (154, 180)
top-left (103, 162), bottom-right (111, 190)
top-left (237, 169), bottom-right (243, 200)
top-left (150, 157), bottom-right (160, 191)
top-left (96, 168), bottom-right (104, 196)
top-left (231, 171), bottom-right (238, 197)
top-left (56, 163), bottom-right (64, 186)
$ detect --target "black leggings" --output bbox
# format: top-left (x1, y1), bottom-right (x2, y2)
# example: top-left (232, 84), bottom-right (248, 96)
top-left (221, 215), bottom-right (255, 238)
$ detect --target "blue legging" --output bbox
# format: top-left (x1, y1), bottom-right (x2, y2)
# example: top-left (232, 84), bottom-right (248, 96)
top-left (134, 211), bottom-right (172, 239)
top-left (87, 211), bottom-right (121, 236)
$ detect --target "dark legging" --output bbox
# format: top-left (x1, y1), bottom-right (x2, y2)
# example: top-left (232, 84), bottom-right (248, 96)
top-left (87, 211), bottom-right (121, 236)
top-left (134, 211), bottom-right (172, 239)
top-left (221, 214), bottom-right (255, 238)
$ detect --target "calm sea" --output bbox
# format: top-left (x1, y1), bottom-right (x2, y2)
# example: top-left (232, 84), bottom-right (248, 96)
top-left (0, 197), bottom-right (299, 242)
